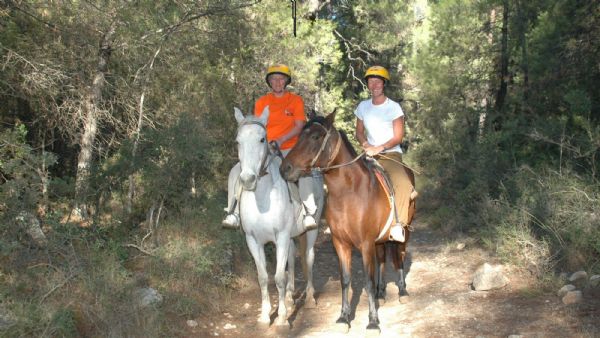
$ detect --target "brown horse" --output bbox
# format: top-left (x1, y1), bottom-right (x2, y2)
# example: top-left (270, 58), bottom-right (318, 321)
top-left (280, 111), bottom-right (416, 333)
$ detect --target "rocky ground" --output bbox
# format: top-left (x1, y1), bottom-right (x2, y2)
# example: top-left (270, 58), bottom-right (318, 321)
top-left (186, 220), bottom-right (599, 337)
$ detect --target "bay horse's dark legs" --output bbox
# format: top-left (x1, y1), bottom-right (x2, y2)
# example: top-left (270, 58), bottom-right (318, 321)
top-left (361, 242), bottom-right (380, 331)
top-left (375, 243), bottom-right (386, 299)
top-left (392, 231), bottom-right (410, 297)
top-left (332, 237), bottom-right (352, 328)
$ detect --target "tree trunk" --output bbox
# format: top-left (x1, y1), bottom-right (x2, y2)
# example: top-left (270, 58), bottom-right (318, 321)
top-left (126, 46), bottom-right (162, 215)
top-left (73, 20), bottom-right (117, 218)
top-left (479, 8), bottom-right (497, 138)
top-left (494, 0), bottom-right (509, 113)
top-left (516, 0), bottom-right (529, 105)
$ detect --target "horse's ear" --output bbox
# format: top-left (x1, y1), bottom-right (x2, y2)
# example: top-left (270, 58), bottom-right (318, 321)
top-left (234, 107), bottom-right (245, 124)
top-left (258, 105), bottom-right (270, 126)
top-left (325, 108), bottom-right (337, 128)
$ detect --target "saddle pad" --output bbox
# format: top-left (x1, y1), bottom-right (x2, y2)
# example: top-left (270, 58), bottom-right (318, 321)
top-left (373, 168), bottom-right (395, 242)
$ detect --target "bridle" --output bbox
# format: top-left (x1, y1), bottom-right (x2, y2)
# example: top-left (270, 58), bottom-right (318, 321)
top-left (238, 120), bottom-right (278, 177)
top-left (306, 122), bottom-right (364, 172)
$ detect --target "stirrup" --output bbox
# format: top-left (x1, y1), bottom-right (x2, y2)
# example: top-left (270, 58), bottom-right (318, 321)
top-left (303, 215), bottom-right (318, 231)
top-left (389, 224), bottom-right (405, 242)
top-left (222, 213), bottom-right (240, 229)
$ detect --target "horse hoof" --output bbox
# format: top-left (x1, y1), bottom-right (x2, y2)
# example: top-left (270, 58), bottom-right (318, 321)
top-left (257, 315), bottom-right (270, 326)
top-left (256, 320), bottom-right (270, 330)
top-left (304, 298), bottom-right (317, 309)
top-left (334, 321), bottom-right (350, 333)
top-left (366, 323), bottom-right (381, 336)
top-left (274, 318), bottom-right (289, 328)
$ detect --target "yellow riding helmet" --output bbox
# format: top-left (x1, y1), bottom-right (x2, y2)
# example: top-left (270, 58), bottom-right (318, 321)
top-left (266, 64), bottom-right (292, 86)
top-left (364, 66), bottom-right (390, 82)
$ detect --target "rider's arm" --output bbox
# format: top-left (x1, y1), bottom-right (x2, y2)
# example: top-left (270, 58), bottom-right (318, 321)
top-left (276, 120), bottom-right (306, 146)
top-left (355, 118), bottom-right (369, 147)
top-left (380, 116), bottom-right (404, 151)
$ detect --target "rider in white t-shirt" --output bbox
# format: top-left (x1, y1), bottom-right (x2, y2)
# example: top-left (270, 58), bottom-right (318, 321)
top-left (354, 66), bottom-right (416, 242)
top-left (355, 97), bottom-right (404, 154)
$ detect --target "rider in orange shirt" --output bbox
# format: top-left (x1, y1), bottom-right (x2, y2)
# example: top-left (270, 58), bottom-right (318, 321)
top-left (223, 64), bottom-right (320, 232)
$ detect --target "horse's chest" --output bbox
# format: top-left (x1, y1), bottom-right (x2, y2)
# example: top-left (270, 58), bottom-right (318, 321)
top-left (239, 187), bottom-right (292, 220)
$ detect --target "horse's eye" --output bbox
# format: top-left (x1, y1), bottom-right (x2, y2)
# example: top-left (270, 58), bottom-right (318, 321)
top-left (260, 138), bottom-right (265, 143)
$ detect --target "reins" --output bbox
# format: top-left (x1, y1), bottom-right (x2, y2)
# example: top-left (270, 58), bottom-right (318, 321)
top-left (309, 122), bottom-right (365, 172)
top-left (376, 153), bottom-right (422, 175)
top-left (308, 122), bottom-right (421, 175)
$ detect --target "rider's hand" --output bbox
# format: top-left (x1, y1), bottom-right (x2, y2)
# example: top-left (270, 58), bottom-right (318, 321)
top-left (364, 145), bottom-right (384, 157)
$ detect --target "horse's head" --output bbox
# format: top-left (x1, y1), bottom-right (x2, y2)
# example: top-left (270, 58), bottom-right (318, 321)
top-left (280, 109), bottom-right (337, 182)
top-left (234, 106), bottom-right (270, 191)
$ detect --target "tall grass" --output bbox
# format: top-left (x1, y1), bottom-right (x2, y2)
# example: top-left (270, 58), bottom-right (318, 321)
top-left (420, 162), bottom-right (600, 278)
top-left (0, 195), bottom-right (251, 337)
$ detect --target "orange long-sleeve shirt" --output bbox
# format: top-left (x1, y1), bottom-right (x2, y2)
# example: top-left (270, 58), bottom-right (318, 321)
top-left (254, 92), bottom-right (306, 150)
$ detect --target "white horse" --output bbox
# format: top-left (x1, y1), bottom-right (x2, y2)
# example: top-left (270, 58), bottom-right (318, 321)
top-left (228, 106), bottom-right (321, 326)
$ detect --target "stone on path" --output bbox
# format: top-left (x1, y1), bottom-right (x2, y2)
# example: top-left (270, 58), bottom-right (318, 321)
top-left (472, 263), bottom-right (509, 291)
top-left (568, 271), bottom-right (587, 282)
top-left (562, 290), bottom-right (583, 305)
top-left (557, 284), bottom-right (576, 297)
top-left (134, 287), bottom-right (163, 307)
top-left (589, 274), bottom-right (600, 287)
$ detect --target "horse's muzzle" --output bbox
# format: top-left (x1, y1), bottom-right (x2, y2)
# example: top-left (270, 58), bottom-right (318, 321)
top-left (280, 159), bottom-right (301, 182)
top-left (240, 172), bottom-right (257, 191)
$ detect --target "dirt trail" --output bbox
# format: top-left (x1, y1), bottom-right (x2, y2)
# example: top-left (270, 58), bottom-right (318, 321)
top-left (194, 221), bottom-right (599, 337)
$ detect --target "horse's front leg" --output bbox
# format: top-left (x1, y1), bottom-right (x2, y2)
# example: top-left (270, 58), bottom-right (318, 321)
top-left (375, 243), bottom-right (387, 299)
top-left (362, 242), bottom-right (380, 333)
top-left (245, 235), bottom-right (270, 324)
top-left (332, 237), bottom-right (352, 332)
top-left (274, 235), bottom-right (291, 327)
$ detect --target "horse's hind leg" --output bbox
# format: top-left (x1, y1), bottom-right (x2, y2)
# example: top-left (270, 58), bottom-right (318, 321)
top-left (245, 235), bottom-right (271, 324)
top-left (286, 238), bottom-right (296, 308)
top-left (375, 243), bottom-right (386, 299)
top-left (392, 241), bottom-right (409, 297)
top-left (302, 229), bottom-right (318, 308)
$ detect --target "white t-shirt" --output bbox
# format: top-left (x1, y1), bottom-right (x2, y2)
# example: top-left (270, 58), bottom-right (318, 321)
top-left (354, 97), bottom-right (404, 153)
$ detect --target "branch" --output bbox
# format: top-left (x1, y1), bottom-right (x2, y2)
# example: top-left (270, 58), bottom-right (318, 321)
top-left (141, 1), bottom-right (261, 40)
top-left (3, 0), bottom-right (58, 30)
top-left (39, 271), bottom-right (79, 304)
top-left (333, 29), bottom-right (373, 66)
top-left (123, 243), bottom-right (156, 257)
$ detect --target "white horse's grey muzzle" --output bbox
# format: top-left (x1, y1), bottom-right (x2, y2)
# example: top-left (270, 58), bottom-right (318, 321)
top-left (240, 172), bottom-right (257, 191)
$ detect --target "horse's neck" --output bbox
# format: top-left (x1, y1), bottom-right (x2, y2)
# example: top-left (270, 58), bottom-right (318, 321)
top-left (260, 154), bottom-right (287, 190)
top-left (324, 139), bottom-right (373, 193)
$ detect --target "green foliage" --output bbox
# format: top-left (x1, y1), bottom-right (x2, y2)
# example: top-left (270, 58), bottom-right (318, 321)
top-left (48, 308), bottom-right (78, 337)
top-left (1, 0), bottom-right (599, 333)
top-left (0, 124), bottom-right (56, 223)
top-left (411, 0), bottom-right (600, 277)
